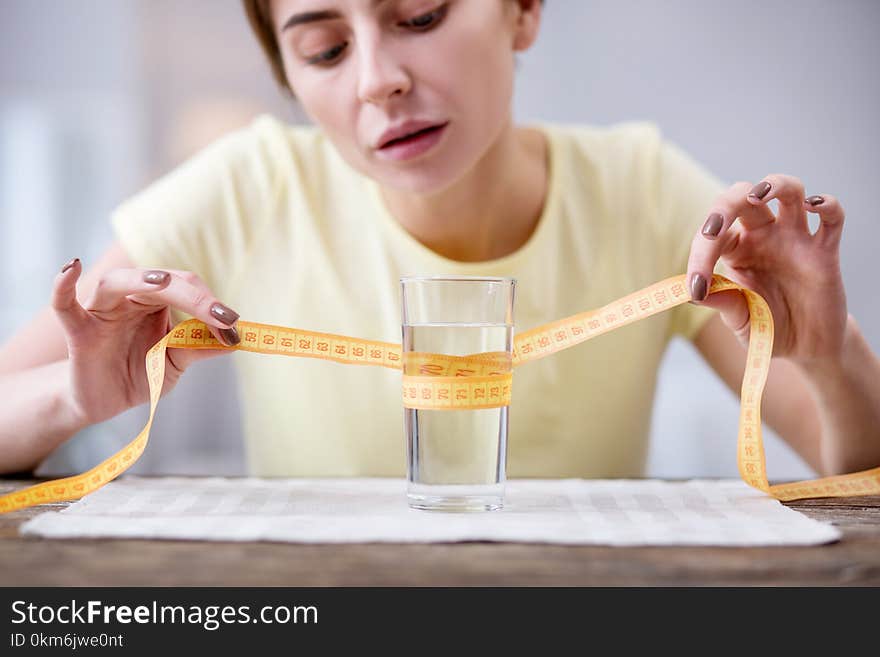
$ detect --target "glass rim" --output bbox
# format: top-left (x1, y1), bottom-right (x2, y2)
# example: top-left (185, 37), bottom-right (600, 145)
top-left (399, 274), bottom-right (516, 284)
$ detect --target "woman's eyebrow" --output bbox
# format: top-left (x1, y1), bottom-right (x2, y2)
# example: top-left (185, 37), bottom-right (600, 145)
top-left (280, 1), bottom-right (388, 32)
top-left (281, 10), bottom-right (340, 32)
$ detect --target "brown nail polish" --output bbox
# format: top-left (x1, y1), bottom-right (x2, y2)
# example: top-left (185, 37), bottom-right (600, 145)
top-left (210, 302), bottom-right (240, 326)
top-left (218, 327), bottom-right (240, 346)
top-left (143, 270), bottom-right (170, 285)
top-left (61, 258), bottom-right (79, 274)
top-left (690, 273), bottom-right (707, 302)
top-left (749, 181), bottom-right (771, 200)
top-left (701, 213), bottom-right (724, 238)
top-left (806, 195), bottom-right (825, 206)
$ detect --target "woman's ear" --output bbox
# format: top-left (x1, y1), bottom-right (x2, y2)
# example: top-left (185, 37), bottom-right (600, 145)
top-left (512, 0), bottom-right (543, 52)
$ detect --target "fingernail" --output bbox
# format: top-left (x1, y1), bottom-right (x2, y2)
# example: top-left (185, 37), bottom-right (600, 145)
top-left (143, 270), bottom-right (170, 285)
top-left (701, 213), bottom-right (724, 238)
top-left (210, 302), bottom-right (240, 326)
top-left (806, 195), bottom-right (825, 206)
top-left (218, 327), bottom-right (240, 346)
top-left (61, 258), bottom-right (79, 274)
top-left (748, 181), bottom-right (771, 201)
top-left (690, 273), bottom-right (707, 302)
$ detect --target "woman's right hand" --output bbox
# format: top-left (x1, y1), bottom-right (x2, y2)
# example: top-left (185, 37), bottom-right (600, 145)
top-left (51, 258), bottom-right (241, 426)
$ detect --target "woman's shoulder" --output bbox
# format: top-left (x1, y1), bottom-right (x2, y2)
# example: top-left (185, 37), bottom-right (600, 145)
top-left (203, 114), bottom-right (332, 173)
top-left (539, 120), bottom-right (665, 165)
top-left (120, 114), bottom-right (348, 213)
top-left (220, 114), bottom-right (357, 189)
top-left (534, 121), bottom-right (672, 204)
top-left (246, 114), bottom-right (331, 154)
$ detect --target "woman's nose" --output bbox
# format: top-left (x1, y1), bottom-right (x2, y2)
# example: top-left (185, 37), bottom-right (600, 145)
top-left (356, 41), bottom-right (412, 105)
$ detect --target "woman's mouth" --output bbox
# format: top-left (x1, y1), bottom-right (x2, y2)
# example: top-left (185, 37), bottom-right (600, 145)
top-left (376, 123), bottom-right (449, 162)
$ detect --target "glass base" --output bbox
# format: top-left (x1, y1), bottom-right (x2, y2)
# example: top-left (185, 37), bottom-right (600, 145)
top-left (407, 485), bottom-right (504, 512)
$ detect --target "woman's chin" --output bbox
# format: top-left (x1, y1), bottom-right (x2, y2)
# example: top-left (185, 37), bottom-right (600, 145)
top-left (370, 165), bottom-right (461, 197)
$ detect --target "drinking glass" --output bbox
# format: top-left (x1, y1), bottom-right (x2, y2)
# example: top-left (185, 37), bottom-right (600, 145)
top-left (400, 276), bottom-right (516, 511)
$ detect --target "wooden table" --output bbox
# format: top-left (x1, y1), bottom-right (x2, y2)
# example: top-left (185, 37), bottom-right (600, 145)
top-left (1, 478), bottom-right (878, 586)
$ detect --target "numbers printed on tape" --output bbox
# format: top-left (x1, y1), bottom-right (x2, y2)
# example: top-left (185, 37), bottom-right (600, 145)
top-left (2, 273), bottom-right (878, 513)
top-left (169, 320), bottom-right (404, 368)
top-left (403, 374), bottom-right (513, 410)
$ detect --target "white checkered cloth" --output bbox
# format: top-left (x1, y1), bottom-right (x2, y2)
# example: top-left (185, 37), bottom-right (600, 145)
top-left (20, 476), bottom-right (840, 546)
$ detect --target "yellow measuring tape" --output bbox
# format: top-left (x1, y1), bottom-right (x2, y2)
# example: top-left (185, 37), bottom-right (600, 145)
top-left (2, 273), bottom-right (879, 513)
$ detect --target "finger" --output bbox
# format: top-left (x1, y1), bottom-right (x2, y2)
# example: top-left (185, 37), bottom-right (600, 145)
top-left (805, 193), bottom-right (845, 249)
top-left (167, 345), bottom-right (234, 374)
top-left (153, 269), bottom-right (214, 292)
top-left (687, 183), bottom-right (772, 301)
top-left (160, 271), bottom-right (242, 365)
top-left (130, 273), bottom-right (242, 346)
top-left (87, 268), bottom-right (172, 312)
top-left (51, 258), bottom-right (90, 337)
top-left (700, 182), bottom-right (775, 240)
top-left (747, 174), bottom-right (808, 231)
top-left (126, 269), bottom-right (224, 321)
top-left (694, 289), bottom-right (751, 342)
top-left (87, 269), bottom-right (241, 346)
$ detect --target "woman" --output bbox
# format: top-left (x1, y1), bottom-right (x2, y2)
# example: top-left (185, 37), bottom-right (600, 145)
top-left (0, 0), bottom-right (878, 479)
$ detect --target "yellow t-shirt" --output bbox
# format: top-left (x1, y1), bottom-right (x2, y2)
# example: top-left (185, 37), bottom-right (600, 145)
top-left (112, 115), bottom-right (724, 478)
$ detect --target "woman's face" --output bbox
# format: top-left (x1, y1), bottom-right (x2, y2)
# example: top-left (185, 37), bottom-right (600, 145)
top-left (270, 0), bottom-right (539, 194)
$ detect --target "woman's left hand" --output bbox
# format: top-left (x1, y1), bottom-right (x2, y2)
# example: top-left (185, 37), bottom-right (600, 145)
top-left (686, 174), bottom-right (849, 366)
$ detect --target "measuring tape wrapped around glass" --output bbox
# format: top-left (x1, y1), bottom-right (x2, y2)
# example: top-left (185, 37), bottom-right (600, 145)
top-left (2, 273), bottom-right (879, 513)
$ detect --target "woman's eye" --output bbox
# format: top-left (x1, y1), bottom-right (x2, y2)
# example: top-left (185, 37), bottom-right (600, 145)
top-left (307, 42), bottom-right (348, 66)
top-left (303, 3), bottom-right (447, 65)
top-left (401, 4), bottom-right (448, 31)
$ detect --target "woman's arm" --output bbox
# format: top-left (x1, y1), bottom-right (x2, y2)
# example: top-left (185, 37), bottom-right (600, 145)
top-left (0, 360), bottom-right (87, 473)
top-left (693, 296), bottom-right (880, 477)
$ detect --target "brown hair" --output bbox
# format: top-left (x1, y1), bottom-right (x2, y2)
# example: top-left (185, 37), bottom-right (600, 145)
top-left (243, 0), bottom-right (290, 92)
top-left (242, 0), bottom-right (544, 93)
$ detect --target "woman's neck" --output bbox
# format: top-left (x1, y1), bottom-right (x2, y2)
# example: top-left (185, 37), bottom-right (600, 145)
top-left (378, 121), bottom-right (548, 263)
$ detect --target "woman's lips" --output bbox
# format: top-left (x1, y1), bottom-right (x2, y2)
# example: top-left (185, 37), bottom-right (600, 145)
top-left (375, 123), bottom-right (449, 162)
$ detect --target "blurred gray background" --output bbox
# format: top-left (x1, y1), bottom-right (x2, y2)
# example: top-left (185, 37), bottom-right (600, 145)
top-left (1, 0), bottom-right (877, 480)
